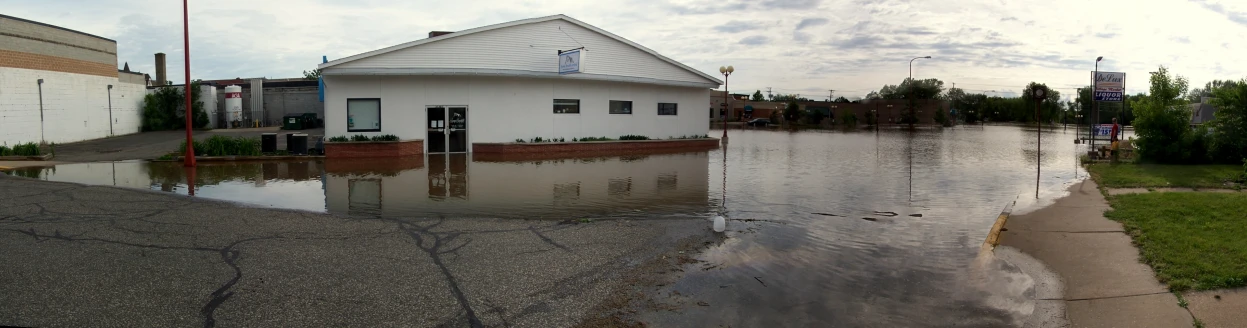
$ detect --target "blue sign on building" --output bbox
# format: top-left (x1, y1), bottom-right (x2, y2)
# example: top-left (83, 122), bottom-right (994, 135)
top-left (559, 49), bottom-right (582, 75)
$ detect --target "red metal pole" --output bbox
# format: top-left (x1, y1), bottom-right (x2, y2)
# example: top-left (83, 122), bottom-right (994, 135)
top-left (183, 0), bottom-right (196, 167)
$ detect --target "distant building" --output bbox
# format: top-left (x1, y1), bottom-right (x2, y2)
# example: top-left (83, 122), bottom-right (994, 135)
top-left (1190, 97), bottom-right (1217, 126)
top-left (0, 14), bottom-right (146, 145)
top-left (319, 15), bottom-right (721, 154)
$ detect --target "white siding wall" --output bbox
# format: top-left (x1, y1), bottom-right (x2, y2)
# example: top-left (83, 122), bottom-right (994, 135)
top-left (324, 75), bottom-right (709, 149)
top-left (0, 67), bottom-right (144, 145)
top-left (333, 20), bottom-right (711, 85)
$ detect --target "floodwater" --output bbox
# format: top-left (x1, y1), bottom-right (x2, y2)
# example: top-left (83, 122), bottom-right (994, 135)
top-left (7, 124), bottom-right (1095, 326)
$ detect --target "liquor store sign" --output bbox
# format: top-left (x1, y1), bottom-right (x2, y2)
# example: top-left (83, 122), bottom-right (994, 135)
top-left (1093, 72), bottom-right (1126, 102)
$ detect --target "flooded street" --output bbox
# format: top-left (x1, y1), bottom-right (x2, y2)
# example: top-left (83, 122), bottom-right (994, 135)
top-left (9, 125), bottom-right (1092, 326)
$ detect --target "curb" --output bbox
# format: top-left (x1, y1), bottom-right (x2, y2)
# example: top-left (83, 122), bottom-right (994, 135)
top-left (982, 200), bottom-right (1016, 249)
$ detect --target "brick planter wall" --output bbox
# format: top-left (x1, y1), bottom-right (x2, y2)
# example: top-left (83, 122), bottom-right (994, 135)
top-left (473, 138), bottom-right (719, 155)
top-left (324, 140), bottom-right (423, 158)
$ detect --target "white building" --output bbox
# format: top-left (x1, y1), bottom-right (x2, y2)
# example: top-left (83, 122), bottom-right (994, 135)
top-left (0, 14), bottom-right (146, 145)
top-left (318, 15), bottom-right (722, 153)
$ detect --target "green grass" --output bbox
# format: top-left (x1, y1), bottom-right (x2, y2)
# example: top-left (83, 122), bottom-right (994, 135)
top-left (1088, 163), bottom-right (1242, 189)
top-left (1104, 192), bottom-right (1247, 291)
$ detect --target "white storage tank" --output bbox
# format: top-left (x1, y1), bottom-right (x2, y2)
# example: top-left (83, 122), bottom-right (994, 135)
top-left (224, 85), bottom-right (243, 128)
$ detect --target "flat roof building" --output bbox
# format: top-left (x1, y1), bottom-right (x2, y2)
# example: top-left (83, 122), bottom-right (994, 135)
top-left (319, 15), bottom-right (722, 154)
top-left (0, 14), bottom-right (146, 145)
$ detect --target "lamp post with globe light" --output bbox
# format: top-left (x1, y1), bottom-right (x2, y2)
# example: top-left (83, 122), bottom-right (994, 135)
top-left (719, 65), bottom-right (734, 144)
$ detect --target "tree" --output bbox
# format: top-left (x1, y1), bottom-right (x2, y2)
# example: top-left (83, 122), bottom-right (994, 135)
top-left (833, 96), bottom-right (851, 103)
top-left (1131, 66), bottom-right (1199, 163)
top-left (934, 106), bottom-right (950, 127)
top-left (1208, 78), bottom-right (1247, 163)
top-left (1187, 80), bottom-right (1240, 103)
top-left (751, 90), bottom-right (765, 101)
top-left (783, 101), bottom-right (801, 122)
top-left (839, 109), bottom-right (857, 128)
top-left (142, 81), bottom-right (209, 131)
top-left (303, 68), bottom-right (322, 80)
top-left (773, 94), bottom-right (813, 102)
top-left (1021, 82), bottom-right (1060, 123)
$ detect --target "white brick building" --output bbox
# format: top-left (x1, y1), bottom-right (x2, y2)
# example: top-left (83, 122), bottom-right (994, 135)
top-left (0, 14), bottom-right (146, 146)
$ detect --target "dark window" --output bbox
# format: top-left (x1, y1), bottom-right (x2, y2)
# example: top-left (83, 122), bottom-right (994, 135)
top-left (609, 100), bottom-right (632, 114)
top-left (658, 103), bottom-right (678, 115)
top-left (347, 98), bottom-right (381, 132)
top-left (709, 108), bottom-right (714, 118)
top-left (554, 99), bottom-right (580, 114)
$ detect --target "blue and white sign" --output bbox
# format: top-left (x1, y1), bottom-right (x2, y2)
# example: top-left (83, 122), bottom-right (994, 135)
top-left (1093, 71), bottom-right (1126, 102)
top-left (558, 49), bottom-right (582, 75)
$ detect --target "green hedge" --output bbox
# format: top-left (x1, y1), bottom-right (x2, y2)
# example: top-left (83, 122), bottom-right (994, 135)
top-left (0, 142), bottom-right (40, 156)
top-left (177, 136), bottom-right (260, 156)
top-left (327, 134), bottom-right (399, 143)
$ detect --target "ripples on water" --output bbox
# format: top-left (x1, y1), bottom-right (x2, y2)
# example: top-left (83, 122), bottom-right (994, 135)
top-left (11, 125), bottom-right (1091, 326)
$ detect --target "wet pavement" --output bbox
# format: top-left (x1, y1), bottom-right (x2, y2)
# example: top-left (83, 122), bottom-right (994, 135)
top-left (0, 175), bottom-right (714, 327)
top-left (3, 125), bottom-right (1096, 326)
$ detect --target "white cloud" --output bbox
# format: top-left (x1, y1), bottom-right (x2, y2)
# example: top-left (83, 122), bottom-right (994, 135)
top-left (5, 0), bottom-right (1245, 99)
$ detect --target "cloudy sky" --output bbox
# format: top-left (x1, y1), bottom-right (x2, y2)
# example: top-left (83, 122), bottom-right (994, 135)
top-left (7, 0), bottom-right (1246, 100)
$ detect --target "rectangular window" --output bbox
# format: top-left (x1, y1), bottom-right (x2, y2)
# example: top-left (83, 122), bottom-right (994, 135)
top-left (658, 103), bottom-right (678, 116)
top-left (554, 99), bottom-right (580, 114)
top-left (609, 100), bottom-right (632, 114)
top-left (347, 98), bottom-right (381, 132)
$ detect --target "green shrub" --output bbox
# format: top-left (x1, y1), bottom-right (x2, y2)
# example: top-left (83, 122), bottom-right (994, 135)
top-left (1208, 80), bottom-right (1247, 163)
top-left (577, 136), bottom-right (612, 142)
top-left (840, 109), bottom-right (858, 128)
top-left (141, 84), bottom-right (209, 131)
top-left (1132, 66), bottom-right (1197, 163)
top-left (514, 138), bottom-right (525, 143)
top-left (7, 142), bottom-right (41, 156)
top-left (327, 136), bottom-right (349, 142)
top-left (935, 108), bottom-right (951, 127)
top-left (619, 135), bottom-right (650, 140)
top-left (350, 135), bottom-right (371, 142)
top-left (370, 134), bottom-right (399, 141)
top-left (803, 110), bottom-right (825, 125)
top-left (1242, 158), bottom-right (1247, 182)
top-left (176, 136), bottom-right (260, 156)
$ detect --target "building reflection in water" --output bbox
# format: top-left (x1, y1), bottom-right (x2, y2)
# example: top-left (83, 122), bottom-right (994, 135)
top-left (10, 151), bottom-right (712, 220)
top-left (328, 151), bottom-right (711, 219)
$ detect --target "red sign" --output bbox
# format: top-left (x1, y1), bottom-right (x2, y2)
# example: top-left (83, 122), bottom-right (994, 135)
top-left (225, 92), bottom-right (243, 98)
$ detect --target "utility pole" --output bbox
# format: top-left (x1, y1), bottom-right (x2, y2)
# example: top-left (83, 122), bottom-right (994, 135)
top-left (766, 87), bottom-right (772, 100)
top-left (828, 89), bottom-right (835, 102)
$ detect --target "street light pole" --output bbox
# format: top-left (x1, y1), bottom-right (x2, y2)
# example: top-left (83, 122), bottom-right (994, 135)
top-left (1091, 56), bottom-right (1102, 150)
top-left (719, 65), bottom-right (734, 145)
top-left (908, 56), bottom-right (931, 129)
top-left (107, 85), bottom-right (114, 136)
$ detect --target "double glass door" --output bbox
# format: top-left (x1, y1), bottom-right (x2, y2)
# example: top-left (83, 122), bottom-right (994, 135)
top-left (427, 106), bottom-right (467, 153)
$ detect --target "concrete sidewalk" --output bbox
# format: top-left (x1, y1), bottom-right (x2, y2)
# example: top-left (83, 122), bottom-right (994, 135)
top-left (999, 179), bottom-right (1194, 328)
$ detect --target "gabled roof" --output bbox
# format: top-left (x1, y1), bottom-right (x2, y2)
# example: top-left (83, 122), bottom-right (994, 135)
top-left (319, 14), bottom-right (721, 85)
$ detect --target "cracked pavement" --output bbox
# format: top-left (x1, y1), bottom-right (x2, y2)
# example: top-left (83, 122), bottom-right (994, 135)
top-left (0, 174), bottom-right (709, 327)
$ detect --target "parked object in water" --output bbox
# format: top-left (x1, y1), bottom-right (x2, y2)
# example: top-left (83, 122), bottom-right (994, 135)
top-left (746, 118), bottom-right (771, 127)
